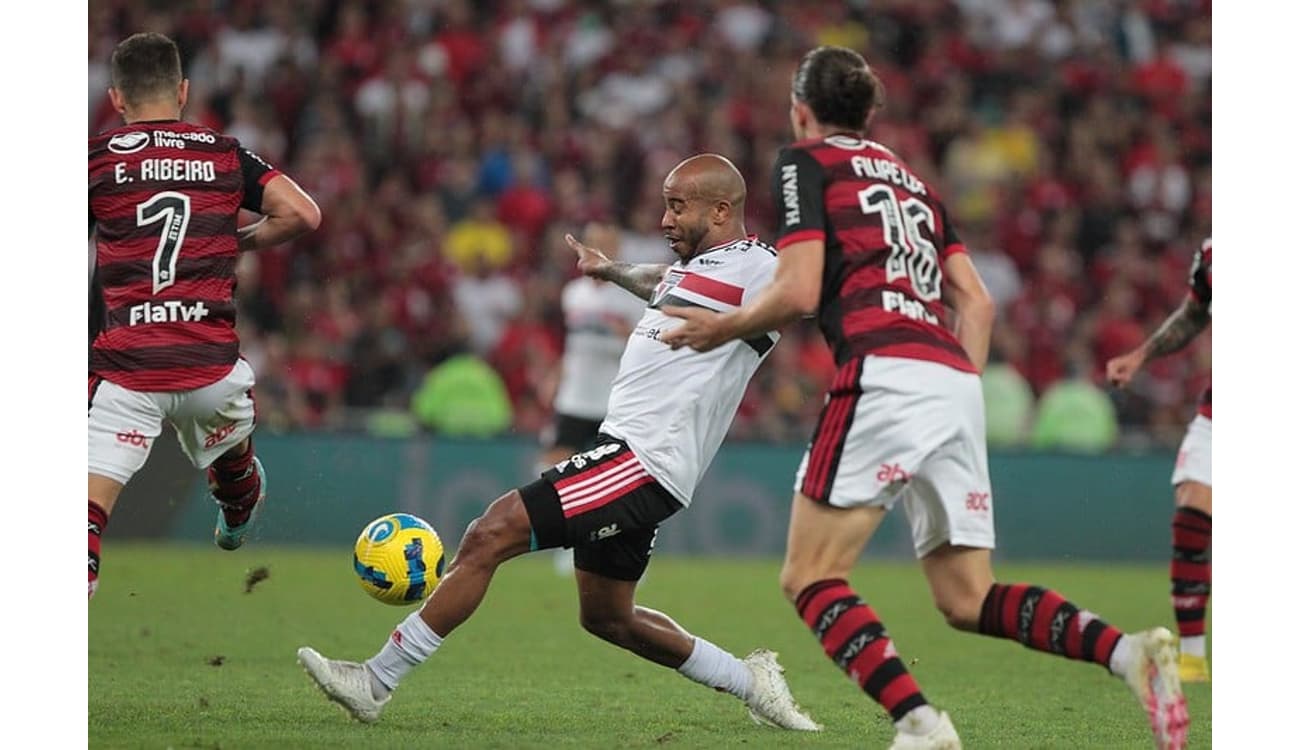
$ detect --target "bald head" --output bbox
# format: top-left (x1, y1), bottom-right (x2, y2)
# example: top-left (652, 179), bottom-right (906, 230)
top-left (664, 153), bottom-right (747, 208)
top-left (660, 153), bottom-right (749, 260)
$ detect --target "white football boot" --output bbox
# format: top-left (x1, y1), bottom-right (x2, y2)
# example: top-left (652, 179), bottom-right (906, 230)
top-left (297, 646), bottom-right (390, 723)
top-left (1121, 628), bottom-right (1189, 750)
top-left (742, 649), bottom-right (822, 731)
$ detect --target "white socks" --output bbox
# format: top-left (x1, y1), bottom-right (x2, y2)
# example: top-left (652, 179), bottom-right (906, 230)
top-left (1180, 635), bottom-right (1205, 658)
top-left (365, 610), bottom-right (445, 696)
top-left (1108, 634), bottom-right (1135, 677)
top-left (896, 704), bottom-right (942, 736)
top-left (676, 637), bottom-right (754, 700)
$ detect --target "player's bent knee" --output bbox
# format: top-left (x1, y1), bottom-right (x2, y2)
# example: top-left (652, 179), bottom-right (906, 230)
top-left (1175, 481), bottom-right (1211, 515)
top-left (778, 569), bottom-right (802, 603)
top-left (454, 492), bottom-right (531, 567)
top-left (579, 610), bottom-right (633, 646)
top-left (779, 562), bottom-right (823, 604)
top-left (935, 600), bottom-right (979, 631)
top-left (88, 473), bottom-right (126, 514)
top-left (219, 437), bottom-right (252, 460)
top-left (454, 520), bottom-right (510, 570)
top-left (932, 590), bottom-right (984, 631)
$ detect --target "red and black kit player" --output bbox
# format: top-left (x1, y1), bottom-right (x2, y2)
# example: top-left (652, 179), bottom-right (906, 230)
top-left (1108, 238), bottom-right (1213, 683)
top-left (664, 46), bottom-right (1188, 749)
top-left (88, 33), bottom-right (320, 598)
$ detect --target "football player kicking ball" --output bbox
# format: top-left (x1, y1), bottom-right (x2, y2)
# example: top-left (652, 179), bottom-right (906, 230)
top-left (297, 154), bottom-right (819, 732)
top-left (662, 47), bottom-right (1187, 749)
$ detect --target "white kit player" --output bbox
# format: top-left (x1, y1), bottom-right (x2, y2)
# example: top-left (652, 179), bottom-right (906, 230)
top-left (542, 223), bottom-right (647, 573)
top-left (297, 154), bottom-right (819, 732)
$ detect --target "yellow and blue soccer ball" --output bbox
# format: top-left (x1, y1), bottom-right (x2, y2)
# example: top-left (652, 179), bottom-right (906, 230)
top-left (353, 513), bottom-right (446, 606)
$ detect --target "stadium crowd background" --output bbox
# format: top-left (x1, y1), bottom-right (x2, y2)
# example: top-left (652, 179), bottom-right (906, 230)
top-left (88, 0), bottom-right (1211, 451)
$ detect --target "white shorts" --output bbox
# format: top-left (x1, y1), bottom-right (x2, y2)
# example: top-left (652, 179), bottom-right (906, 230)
top-left (794, 356), bottom-right (995, 557)
top-left (1171, 414), bottom-right (1211, 487)
top-left (88, 359), bottom-right (257, 485)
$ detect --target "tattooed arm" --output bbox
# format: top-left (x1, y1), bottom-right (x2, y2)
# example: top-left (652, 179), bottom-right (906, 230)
top-left (564, 233), bottom-right (667, 301)
top-left (1106, 295), bottom-right (1211, 387)
top-left (592, 262), bottom-right (671, 301)
top-left (1145, 295), bottom-right (1212, 357)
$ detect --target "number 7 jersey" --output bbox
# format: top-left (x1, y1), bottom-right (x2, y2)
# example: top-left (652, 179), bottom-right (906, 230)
top-left (89, 120), bottom-right (281, 391)
top-left (772, 135), bottom-right (974, 373)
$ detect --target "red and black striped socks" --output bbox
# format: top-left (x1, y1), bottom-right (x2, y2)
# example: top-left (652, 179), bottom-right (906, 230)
top-left (1171, 507), bottom-right (1211, 656)
top-left (795, 579), bottom-right (928, 723)
top-left (978, 583), bottom-right (1124, 669)
top-left (209, 442), bottom-right (260, 527)
top-left (89, 500), bottom-right (108, 599)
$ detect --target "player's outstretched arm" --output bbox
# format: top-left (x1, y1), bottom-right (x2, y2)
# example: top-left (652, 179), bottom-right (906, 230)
top-left (238, 174), bottom-right (322, 252)
top-left (661, 239), bottom-right (821, 352)
top-left (941, 252), bottom-right (996, 373)
top-left (564, 233), bottom-right (667, 301)
top-left (1106, 294), bottom-right (1210, 387)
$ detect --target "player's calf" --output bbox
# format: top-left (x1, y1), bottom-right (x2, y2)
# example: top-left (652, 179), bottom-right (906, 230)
top-left (793, 579), bottom-right (941, 737)
top-left (209, 439), bottom-right (262, 528)
top-left (579, 602), bottom-right (698, 669)
top-left (88, 500), bottom-right (109, 599)
top-left (1170, 506), bottom-right (1210, 657)
top-left (977, 583), bottom-right (1125, 666)
top-left (579, 608), bottom-right (637, 647)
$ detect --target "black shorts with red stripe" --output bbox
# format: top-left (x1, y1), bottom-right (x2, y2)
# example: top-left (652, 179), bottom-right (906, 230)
top-left (519, 434), bottom-right (682, 581)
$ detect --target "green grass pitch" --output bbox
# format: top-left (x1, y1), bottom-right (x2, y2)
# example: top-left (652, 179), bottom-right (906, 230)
top-left (89, 544), bottom-right (1210, 749)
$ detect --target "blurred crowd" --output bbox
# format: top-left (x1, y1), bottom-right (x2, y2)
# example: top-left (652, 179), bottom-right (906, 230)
top-left (89, 0), bottom-right (1211, 450)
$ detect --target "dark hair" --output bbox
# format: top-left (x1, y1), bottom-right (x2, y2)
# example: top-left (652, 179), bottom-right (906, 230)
top-left (792, 46), bottom-right (883, 132)
top-left (110, 32), bottom-right (183, 106)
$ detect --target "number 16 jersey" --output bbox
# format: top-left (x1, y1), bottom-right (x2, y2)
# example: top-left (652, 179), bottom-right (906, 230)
top-left (772, 135), bottom-right (974, 374)
top-left (89, 119), bottom-right (281, 392)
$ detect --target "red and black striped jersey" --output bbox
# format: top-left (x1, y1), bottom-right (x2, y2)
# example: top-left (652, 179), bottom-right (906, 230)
top-left (88, 119), bottom-right (280, 392)
top-left (1189, 238), bottom-right (1211, 419)
top-left (771, 135), bottom-right (975, 374)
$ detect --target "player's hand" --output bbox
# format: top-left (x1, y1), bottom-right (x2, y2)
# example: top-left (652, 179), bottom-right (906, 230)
top-left (1105, 348), bottom-right (1146, 388)
top-left (565, 233), bottom-right (612, 278)
top-left (659, 306), bottom-right (734, 352)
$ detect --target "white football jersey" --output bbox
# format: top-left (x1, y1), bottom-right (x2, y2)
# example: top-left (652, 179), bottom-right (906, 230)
top-left (554, 277), bottom-right (648, 420)
top-left (600, 236), bottom-right (779, 506)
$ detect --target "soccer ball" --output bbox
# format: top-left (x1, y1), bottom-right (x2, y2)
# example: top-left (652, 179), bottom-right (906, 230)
top-left (353, 513), bottom-right (446, 606)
